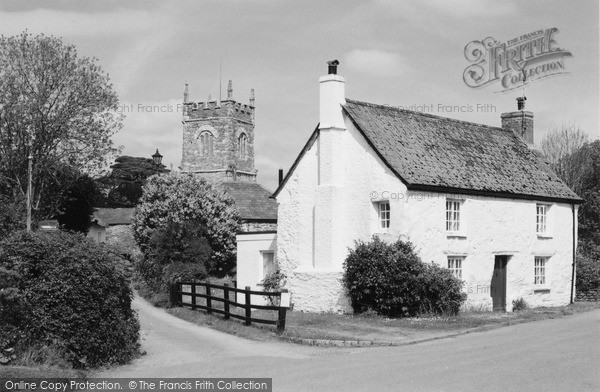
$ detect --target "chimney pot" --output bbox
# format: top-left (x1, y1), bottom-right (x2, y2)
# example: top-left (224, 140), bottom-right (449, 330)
top-left (278, 169), bottom-right (284, 185)
top-left (517, 96), bottom-right (526, 110)
top-left (327, 59), bottom-right (339, 75)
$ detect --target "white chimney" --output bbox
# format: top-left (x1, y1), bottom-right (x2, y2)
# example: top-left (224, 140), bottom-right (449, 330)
top-left (319, 60), bottom-right (346, 130)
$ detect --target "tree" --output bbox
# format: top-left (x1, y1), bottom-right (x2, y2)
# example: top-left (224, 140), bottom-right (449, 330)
top-left (574, 140), bottom-right (600, 247)
top-left (132, 175), bottom-right (240, 277)
top-left (0, 31), bottom-right (122, 220)
top-left (56, 175), bottom-right (98, 234)
top-left (539, 124), bottom-right (589, 194)
top-left (96, 156), bottom-right (169, 207)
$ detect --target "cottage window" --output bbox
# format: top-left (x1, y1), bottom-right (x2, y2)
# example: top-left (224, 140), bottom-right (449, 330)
top-left (446, 200), bottom-right (461, 232)
top-left (378, 201), bottom-right (390, 229)
top-left (262, 251), bottom-right (276, 278)
top-left (447, 256), bottom-right (463, 279)
top-left (238, 133), bottom-right (247, 159)
top-left (199, 131), bottom-right (214, 157)
top-left (536, 204), bottom-right (548, 235)
top-left (534, 257), bottom-right (547, 285)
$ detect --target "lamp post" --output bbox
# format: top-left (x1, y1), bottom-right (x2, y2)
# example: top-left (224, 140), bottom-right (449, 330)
top-left (26, 141), bottom-right (32, 231)
top-left (151, 149), bottom-right (163, 175)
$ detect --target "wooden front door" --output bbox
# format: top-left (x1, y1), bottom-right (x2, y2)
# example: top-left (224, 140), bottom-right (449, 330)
top-left (491, 256), bottom-right (508, 311)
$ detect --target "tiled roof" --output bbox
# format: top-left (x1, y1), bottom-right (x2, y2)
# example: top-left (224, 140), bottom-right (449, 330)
top-left (220, 182), bottom-right (278, 221)
top-left (341, 99), bottom-right (581, 202)
top-left (94, 208), bottom-right (136, 225)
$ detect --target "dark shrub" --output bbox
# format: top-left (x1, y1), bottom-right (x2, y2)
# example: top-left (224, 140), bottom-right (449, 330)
top-left (576, 251), bottom-right (600, 293)
top-left (0, 231), bottom-right (140, 368)
top-left (418, 262), bottom-right (466, 315)
top-left (137, 220), bottom-right (211, 292)
top-left (344, 236), bottom-right (466, 317)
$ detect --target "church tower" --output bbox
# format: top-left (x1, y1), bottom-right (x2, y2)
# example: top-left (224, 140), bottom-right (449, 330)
top-left (180, 80), bottom-right (257, 182)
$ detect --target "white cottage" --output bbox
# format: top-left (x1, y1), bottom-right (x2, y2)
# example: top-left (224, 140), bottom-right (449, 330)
top-left (272, 61), bottom-right (582, 313)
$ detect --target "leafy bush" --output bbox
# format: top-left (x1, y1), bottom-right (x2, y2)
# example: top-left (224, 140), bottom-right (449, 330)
top-left (418, 262), bottom-right (466, 315)
top-left (344, 236), bottom-right (466, 317)
top-left (0, 231), bottom-right (140, 368)
top-left (0, 195), bottom-right (25, 240)
top-left (576, 251), bottom-right (600, 293)
top-left (133, 175), bottom-right (240, 277)
top-left (137, 220), bottom-right (211, 292)
top-left (512, 297), bottom-right (529, 311)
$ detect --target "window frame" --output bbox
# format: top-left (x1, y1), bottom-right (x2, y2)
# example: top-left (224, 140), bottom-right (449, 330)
top-left (378, 201), bottom-right (391, 230)
top-left (536, 203), bottom-right (552, 237)
top-left (447, 256), bottom-right (464, 280)
top-left (261, 251), bottom-right (276, 280)
top-left (445, 199), bottom-right (464, 236)
top-left (534, 256), bottom-right (549, 287)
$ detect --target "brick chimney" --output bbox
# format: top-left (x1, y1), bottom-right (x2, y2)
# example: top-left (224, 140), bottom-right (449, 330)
top-left (501, 97), bottom-right (534, 147)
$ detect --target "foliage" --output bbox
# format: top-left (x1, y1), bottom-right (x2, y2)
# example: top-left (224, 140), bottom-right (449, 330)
top-left (0, 231), bottom-right (139, 368)
top-left (417, 262), bottom-right (466, 315)
top-left (344, 236), bottom-right (466, 317)
top-left (96, 156), bottom-right (169, 208)
top-left (0, 31), bottom-right (122, 221)
top-left (540, 124), bottom-right (589, 194)
top-left (574, 140), bottom-right (600, 246)
top-left (0, 195), bottom-right (25, 240)
top-left (261, 270), bottom-right (287, 292)
top-left (512, 297), bottom-right (529, 312)
top-left (138, 220), bottom-right (211, 292)
top-left (576, 251), bottom-right (600, 293)
top-left (56, 175), bottom-right (98, 234)
top-left (133, 174), bottom-right (240, 277)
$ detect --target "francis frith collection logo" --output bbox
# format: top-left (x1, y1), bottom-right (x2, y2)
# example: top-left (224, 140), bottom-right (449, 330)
top-left (463, 28), bottom-right (572, 92)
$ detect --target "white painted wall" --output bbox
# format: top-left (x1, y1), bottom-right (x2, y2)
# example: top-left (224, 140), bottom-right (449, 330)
top-left (236, 232), bottom-right (277, 305)
top-left (276, 108), bottom-right (577, 313)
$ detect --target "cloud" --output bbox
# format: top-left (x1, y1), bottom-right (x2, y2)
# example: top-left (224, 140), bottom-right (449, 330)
top-left (345, 49), bottom-right (407, 77)
top-left (375, 0), bottom-right (517, 18)
top-left (112, 98), bottom-right (183, 171)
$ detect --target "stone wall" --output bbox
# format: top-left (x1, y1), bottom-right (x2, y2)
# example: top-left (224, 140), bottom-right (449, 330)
top-left (576, 288), bottom-right (600, 302)
top-left (240, 221), bottom-right (277, 233)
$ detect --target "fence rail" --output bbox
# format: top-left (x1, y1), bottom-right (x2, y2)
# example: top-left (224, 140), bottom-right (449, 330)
top-left (170, 281), bottom-right (289, 334)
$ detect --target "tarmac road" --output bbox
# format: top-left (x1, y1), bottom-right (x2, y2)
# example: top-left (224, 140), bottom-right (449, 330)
top-left (98, 295), bottom-right (600, 392)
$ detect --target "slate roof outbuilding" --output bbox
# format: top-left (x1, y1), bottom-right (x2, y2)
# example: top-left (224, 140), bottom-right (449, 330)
top-left (94, 208), bottom-right (136, 225)
top-left (220, 181), bottom-right (278, 221)
top-left (342, 99), bottom-right (581, 203)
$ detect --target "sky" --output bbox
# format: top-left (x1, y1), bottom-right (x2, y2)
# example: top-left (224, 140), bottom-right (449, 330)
top-left (1, 0), bottom-right (598, 190)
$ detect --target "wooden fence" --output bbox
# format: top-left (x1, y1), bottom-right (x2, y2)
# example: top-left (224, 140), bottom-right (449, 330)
top-left (170, 281), bottom-right (290, 334)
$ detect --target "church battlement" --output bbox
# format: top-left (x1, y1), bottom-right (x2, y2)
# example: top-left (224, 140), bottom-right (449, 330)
top-left (183, 99), bottom-right (254, 124)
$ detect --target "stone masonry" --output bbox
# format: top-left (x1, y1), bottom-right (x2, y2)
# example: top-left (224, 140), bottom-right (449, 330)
top-left (180, 81), bottom-right (257, 182)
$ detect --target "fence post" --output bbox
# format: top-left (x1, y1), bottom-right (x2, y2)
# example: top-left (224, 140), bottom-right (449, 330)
top-left (223, 283), bottom-right (230, 320)
top-left (277, 289), bottom-right (289, 334)
top-left (169, 281), bottom-right (179, 307)
top-left (206, 281), bottom-right (212, 315)
top-left (245, 286), bottom-right (251, 326)
top-left (191, 283), bottom-right (197, 310)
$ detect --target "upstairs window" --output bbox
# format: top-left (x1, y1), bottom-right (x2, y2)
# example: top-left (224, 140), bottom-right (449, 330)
top-left (446, 200), bottom-right (461, 232)
top-left (199, 131), bottom-right (214, 157)
top-left (447, 256), bottom-right (463, 279)
top-left (536, 204), bottom-right (548, 235)
top-left (238, 133), bottom-right (247, 159)
top-left (378, 201), bottom-right (390, 229)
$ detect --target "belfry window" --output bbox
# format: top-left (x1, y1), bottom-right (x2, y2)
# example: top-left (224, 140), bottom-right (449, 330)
top-left (238, 133), bottom-right (247, 159)
top-left (199, 131), bottom-right (213, 157)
